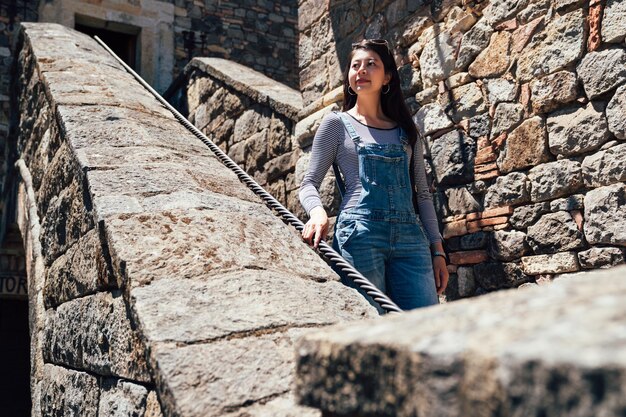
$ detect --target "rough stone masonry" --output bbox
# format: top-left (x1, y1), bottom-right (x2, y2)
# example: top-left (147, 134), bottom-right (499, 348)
top-left (13, 23), bottom-right (375, 417)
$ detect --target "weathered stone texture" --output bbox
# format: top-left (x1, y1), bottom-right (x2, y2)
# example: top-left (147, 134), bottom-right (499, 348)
top-left (517, 10), bottom-right (585, 82)
top-left (521, 252), bottom-right (580, 275)
top-left (489, 230), bottom-right (529, 261)
top-left (582, 143), bottom-right (626, 187)
top-left (44, 291), bottom-right (150, 382)
top-left (41, 364), bottom-right (99, 417)
top-left (497, 116), bottom-right (549, 174)
top-left (298, 266), bottom-right (626, 417)
top-left (578, 247), bottom-right (625, 269)
top-left (491, 102), bottom-right (524, 139)
top-left (44, 229), bottom-right (112, 307)
top-left (131, 270), bottom-right (375, 345)
top-left (455, 20), bottom-right (493, 70)
top-left (420, 32), bottom-right (462, 88)
top-left (602, 0), bottom-right (626, 44)
top-left (528, 160), bottom-right (583, 203)
top-left (547, 102), bottom-right (611, 156)
top-left (445, 82), bottom-right (487, 123)
top-left (584, 183), bottom-right (626, 246)
top-left (413, 103), bottom-right (453, 136)
top-left (474, 261), bottom-right (529, 289)
top-left (510, 202), bottom-right (550, 229)
top-left (578, 48), bottom-right (626, 99)
top-left (606, 84), bottom-right (626, 139)
top-left (526, 211), bottom-right (585, 254)
top-left (530, 70), bottom-right (578, 114)
top-left (430, 130), bottom-right (476, 185)
top-left (485, 78), bottom-right (518, 106)
top-left (445, 187), bottom-right (481, 215)
top-left (99, 379), bottom-right (150, 417)
top-left (468, 31), bottom-right (511, 79)
top-left (484, 172), bottom-right (530, 208)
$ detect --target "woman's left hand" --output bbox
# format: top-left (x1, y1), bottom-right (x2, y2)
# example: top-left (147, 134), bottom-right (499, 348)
top-left (432, 255), bottom-right (449, 295)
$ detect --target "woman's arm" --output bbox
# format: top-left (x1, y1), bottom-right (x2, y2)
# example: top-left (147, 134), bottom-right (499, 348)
top-left (413, 136), bottom-right (449, 294)
top-left (299, 113), bottom-right (343, 247)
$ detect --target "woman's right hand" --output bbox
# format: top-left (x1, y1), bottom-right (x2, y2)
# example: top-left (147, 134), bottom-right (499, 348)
top-left (302, 206), bottom-right (329, 248)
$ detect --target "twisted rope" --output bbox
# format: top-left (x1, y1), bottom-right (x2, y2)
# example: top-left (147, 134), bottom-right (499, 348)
top-left (94, 36), bottom-right (402, 314)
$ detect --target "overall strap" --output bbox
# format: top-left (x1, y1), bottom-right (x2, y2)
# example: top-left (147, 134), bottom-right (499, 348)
top-left (398, 126), bottom-right (409, 146)
top-left (337, 112), bottom-right (361, 145)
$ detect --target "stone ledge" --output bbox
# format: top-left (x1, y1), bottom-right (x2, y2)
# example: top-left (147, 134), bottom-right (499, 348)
top-left (296, 265), bottom-right (626, 417)
top-left (188, 57), bottom-right (303, 120)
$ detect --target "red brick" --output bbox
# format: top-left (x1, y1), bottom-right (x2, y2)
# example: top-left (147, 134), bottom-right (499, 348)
top-left (443, 214), bottom-right (466, 224)
top-left (496, 17), bottom-right (518, 31)
top-left (467, 216), bottom-right (509, 230)
top-left (477, 136), bottom-right (491, 150)
top-left (492, 132), bottom-right (507, 149)
top-left (475, 162), bottom-right (499, 173)
top-left (520, 83), bottom-right (531, 108)
top-left (475, 152), bottom-right (497, 165)
top-left (570, 210), bottom-right (584, 231)
top-left (475, 170), bottom-right (499, 181)
top-left (588, 3), bottom-right (603, 52)
top-left (512, 16), bottom-right (544, 53)
top-left (449, 250), bottom-right (489, 265)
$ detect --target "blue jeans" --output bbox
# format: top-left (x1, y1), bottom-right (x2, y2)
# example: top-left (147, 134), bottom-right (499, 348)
top-left (333, 211), bottom-right (439, 314)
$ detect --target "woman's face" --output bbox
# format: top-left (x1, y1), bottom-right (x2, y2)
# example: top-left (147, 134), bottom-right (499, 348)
top-left (348, 48), bottom-right (391, 96)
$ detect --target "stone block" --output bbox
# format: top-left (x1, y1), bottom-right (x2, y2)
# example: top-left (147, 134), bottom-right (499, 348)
top-left (455, 20), bottom-right (493, 70)
top-left (474, 261), bottom-right (529, 289)
top-left (40, 179), bottom-right (94, 266)
top-left (430, 130), bottom-right (476, 185)
top-left (584, 183), bottom-right (626, 246)
top-left (468, 113), bottom-right (491, 138)
top-left (497, 116), bottom-right (549, 174)
top-left (99, 379), bottom-right (150, 417)
top-left (445, 82), bottom-right (487, 123)
top-left (530, 70), bottom-right (578, 114)
top-left (296, 265), bottom-right (626, 417)
top-left (468, 31), bottom-right (511, 79)
top-left (459, 231), bottom-right (489, 250)
top-left (511, 16), bottom-right (544, 52)
top-left (401, 14), bottom-right (434, 47)
top-left (578, 247), bottom-right (625, 269)
top-left (602, 0), bottom-right (626, 43)
top-left (131, 269), bottom-right (375, 345)
top-left (547, 102), bottom-right (611, 157)
top-left (44, 229), bottom-right (112, 307)
top-left (41, 364), bottom-right (99, 417)
top-left (413, 103), bottom-right (453, 136)
top-left (527, 211), bottom-right (585, 254)
top-left (44, 291), bottom-right (150, 382)
top-left (265, 151), bottom-right (297, 182)
top-left (445, 186), bottom-right (481, 215)
top-left (489, 230), bottom-right (529, 261)
top-left (491, 102), bottom-right (524, 139)
top-left (295, 105), bottom-right (338, 149)
top-left (549, 194), bottom-right (584, 211)
top-left (606, 84), bottom-right (626, 139)
top-left (456, 266), bottom-right (476, 297)
top-left (484, 172), bottom-right (530, 208)
top-left (245, 129), bottom-right (269, 171)
top-left (581, 143), bottom-right (626, 188)
top-left (528, 160), bottom-right (583, 203)
top-left (153, 328), bottom-right (313, 417)
top-left (420, 32), bottom-right (462, 88)
top-left (578, 48), bottom-right (626, 99)
top-left (517, 9), bottom-right (585, 82)
top-left (521, 251), bottom-right (580, 275)
top-left (510, 202), bottom-right (550, 229)
top-left (443, 219), bottom-right (468, 239)
top-left (105, 207), bottom-right (336, 288)
top-left (485, 78), bottom-right (518, 106)
top-left (483, 0), bottom-right (532, 26)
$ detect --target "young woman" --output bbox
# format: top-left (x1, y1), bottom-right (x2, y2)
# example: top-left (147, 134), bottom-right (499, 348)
top-left (299, 39), bottom-right (449, 312)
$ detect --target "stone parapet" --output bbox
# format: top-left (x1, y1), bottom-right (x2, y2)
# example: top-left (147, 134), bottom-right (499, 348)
top-left (14, 22), bottom-right (375, 417)
top-left (296, 265), bottom-right (626, 417)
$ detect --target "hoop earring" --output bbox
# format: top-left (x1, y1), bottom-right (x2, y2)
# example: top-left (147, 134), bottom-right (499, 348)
top-left (347, 87), bottom-right (357, 96)
top-left (382, 84), bottom-right (390, 95)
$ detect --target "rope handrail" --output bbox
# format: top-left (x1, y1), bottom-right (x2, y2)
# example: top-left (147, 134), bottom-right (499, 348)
top-left (94, 36), bottom-right (402, 314)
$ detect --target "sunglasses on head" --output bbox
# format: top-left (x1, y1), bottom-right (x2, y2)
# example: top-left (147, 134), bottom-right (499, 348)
top-left (352, 39), bottom-right (390, 49)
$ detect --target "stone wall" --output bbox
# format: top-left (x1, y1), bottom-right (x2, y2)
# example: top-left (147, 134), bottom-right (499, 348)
top-left (13, 22), bottom-right (374, 416)
top-left (173, 0), bottom-right (299, 89)
top-left (186, 57), bottom-right (308, 219)
top-left (296, 265), bottom-right (626, 417)
top-left (297, 0), bottom-right (626, 299)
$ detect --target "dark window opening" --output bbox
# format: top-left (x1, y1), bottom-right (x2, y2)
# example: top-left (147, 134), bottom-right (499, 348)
top-left (0, 224), bottom-right (30, 417)
top-left (74, 14), bottom-right (140, 70)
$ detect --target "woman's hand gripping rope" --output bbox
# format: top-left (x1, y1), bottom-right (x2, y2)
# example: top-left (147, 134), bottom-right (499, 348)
top-left (302, 206), bottom-right (329, 249)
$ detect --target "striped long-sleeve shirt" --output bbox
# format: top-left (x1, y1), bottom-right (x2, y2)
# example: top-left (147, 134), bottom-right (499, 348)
top-left (299, 111), bottom-right (441, 244)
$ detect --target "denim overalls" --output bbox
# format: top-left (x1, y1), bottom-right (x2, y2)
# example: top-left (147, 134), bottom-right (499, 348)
top-left (332, 113), bottom-right (439, 313)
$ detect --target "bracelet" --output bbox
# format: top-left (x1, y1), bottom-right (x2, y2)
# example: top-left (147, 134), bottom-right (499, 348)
top-left (432, 251), bottom-right (447, 261)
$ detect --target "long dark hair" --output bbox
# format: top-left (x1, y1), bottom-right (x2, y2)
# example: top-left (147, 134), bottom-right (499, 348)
top-left (342, 39), bottom-right (418, 147)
